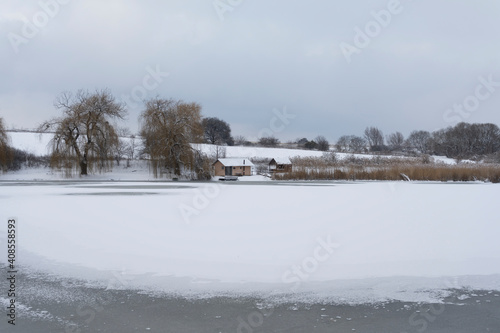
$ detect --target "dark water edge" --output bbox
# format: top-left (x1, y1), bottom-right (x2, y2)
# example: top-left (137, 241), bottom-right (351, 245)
top-left (1, 266), bottom-right (499, 333)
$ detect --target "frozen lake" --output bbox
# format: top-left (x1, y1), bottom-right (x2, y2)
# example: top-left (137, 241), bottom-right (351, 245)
top-left (1, 180), bottom-right (500, 331)
top-left (1, 180), bottom-right (499, 303)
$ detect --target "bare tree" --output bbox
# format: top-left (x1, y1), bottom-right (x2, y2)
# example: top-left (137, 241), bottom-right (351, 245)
top-left (209, 145), bottom-right (226, 161)
top-left (406, 130), bottom-right (431, 154)
top-left (476, 123), bottom-right (500, 154)
top-left (139, 98), bottom-right (208, 178)
top-left (350, 136), bottom-right (367, 153)
top-left (126, 135), bottom-right (137, 160)
top-left (234, 135), bottom-right (247, 146)
top-left (38, 89), bottom-right (126, 175)
top-left (429, 123), bottom-right (500, 158)
top-left (114, 139), bottom-right (128, 166)
top-left (336, 135), bottom-right (367, 153)
top-left (364, 127), bottom-right (385, 151)
top-left (117, 127), bottom-right (132, 137)
top-left (387, 132), bottom-right (404, 151)
top-left (315, 135), bottom-right (330, 151)
top-left (0, 118), bottom-right (12, 170)
top-left (258, 136), bottom-right (280, 147)
top-left (336, 135), bottom-right (351, 153)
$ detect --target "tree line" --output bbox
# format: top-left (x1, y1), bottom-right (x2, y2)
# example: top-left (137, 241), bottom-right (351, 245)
top-left (1, 89), bottom-right (499, 176)
top-left (336, 124), bottom-right (500, 160)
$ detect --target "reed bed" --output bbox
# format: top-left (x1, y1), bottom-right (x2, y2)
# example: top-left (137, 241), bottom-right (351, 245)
top-left (273, 156), bottom-right (500, 182)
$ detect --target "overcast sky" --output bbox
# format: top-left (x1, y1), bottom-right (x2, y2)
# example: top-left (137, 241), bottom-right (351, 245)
top-left (1, 0), bottom-right (499, 142)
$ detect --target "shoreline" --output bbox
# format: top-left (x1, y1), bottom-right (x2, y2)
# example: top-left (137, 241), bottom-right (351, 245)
top-left (1, 268), bottom-right (499, 333)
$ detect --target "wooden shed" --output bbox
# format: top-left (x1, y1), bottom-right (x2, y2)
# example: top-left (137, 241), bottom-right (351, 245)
top-left (269, 157), bottom-right (292, 173)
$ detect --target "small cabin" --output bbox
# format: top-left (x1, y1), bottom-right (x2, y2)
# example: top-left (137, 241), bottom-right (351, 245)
top-left (269, 157), bottom-right (292, 173)
top-left (213, 158), bottom-right (254, 177)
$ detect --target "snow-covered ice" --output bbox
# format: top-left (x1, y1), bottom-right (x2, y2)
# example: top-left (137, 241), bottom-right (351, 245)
top-left (1, 180), bottom-right (499, 304)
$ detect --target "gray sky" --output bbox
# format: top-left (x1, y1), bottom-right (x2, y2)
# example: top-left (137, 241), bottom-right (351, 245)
top-left (1, 0), bottom-right (499, 142)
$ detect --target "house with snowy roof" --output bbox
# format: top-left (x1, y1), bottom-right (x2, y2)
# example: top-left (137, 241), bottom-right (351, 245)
top-left (213, 158), bottom-right (254, 177)
top-left (269, 157), bottom-right (292, 173)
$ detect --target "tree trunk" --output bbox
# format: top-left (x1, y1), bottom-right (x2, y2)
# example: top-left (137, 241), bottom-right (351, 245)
top-left (80, 153), bottom-right (88, 175)
top-left (80, 161), bottom-right (88, 175)
top-left (174, 160), bottom-right (181, 176)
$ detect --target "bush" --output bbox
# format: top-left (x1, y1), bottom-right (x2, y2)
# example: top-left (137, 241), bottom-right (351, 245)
top-left (258, 136), bottom-right (280, 147)
top-left (304, 140), bottom-right (317, 150)
top-left (4, 148), bottom-right (49, 171)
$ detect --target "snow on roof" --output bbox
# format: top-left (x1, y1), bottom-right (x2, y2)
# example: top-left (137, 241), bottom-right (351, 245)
top-left (216, 158), bottom-right (255, 167)
top-left (271, 157), bottom-right (292, 165)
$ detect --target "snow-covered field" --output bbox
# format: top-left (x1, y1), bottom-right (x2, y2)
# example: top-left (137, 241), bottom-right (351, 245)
top-left (195, 143), bottom-right (328, 160)
top-left (9, 131), bottom-right (459, 164)
top-left (9, 131), bottom-right (333, 160)
top-left (8, 131), bottom-right (53, 156)
top-left (1, 181), bottom-right (499, 304)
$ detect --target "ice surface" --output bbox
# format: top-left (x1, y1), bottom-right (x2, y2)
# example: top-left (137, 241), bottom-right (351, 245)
top-left (0, 181), bottom-right (499, 304)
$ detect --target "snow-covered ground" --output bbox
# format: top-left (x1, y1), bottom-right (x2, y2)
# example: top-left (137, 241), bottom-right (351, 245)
top-left (8, 131), bottom-right (53, 156)
top-left (0, 181), bottom-right (499, 304)
top-left (195, 143), bottom-right (327, 160)
top-left (0, 161), bottom-right (156, 181)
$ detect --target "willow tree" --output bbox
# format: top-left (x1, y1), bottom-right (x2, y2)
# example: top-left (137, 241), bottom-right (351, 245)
top-left (0, 117), bottom-right (12, 170)
top-left (38, 90), bottom-right (126, 175)
top-left (139, 98), bottom-right (208, 178)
